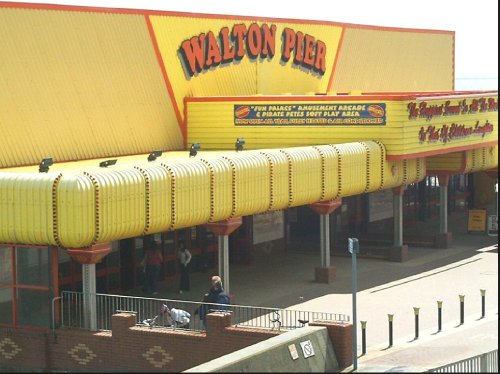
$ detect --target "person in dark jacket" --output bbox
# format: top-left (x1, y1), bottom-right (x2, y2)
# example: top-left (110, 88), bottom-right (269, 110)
top-left (207, 276), bottom-right (231, 312)
top-left (195, 275), bottom-right (230, 328)
top-left (195, 294), bottom-right (210, 329)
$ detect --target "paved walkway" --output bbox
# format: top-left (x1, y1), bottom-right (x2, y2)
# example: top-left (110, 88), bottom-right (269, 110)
top-left (126, 208), bottom-right (498, 372)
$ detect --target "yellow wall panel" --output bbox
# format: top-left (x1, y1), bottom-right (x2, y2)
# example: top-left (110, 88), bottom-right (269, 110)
top-left (403, 158), bottom-right (426, 185)
top-left (470, 147), bottom-right (498, 172)
top-left (382, 160), bottom-right (406, 188)
top-left (57, 174), bottom-right (96, 248)
top-left (330, 143), bottom-right (368, 197)
top-left (332, 28), bottom-right (454, 92)
top-left (221, 153), bottom-right (271, 217)
top-left (83, 169), bottom-right (146, 243)
top-left (362, 141), bottom-right (384, 193)
top-left (464, 150), bottom-right (477, 174)
top-left (258, 150), bottom-right (292, 211)
top-left (0, 173), bottom-right (57, 245)
top-left (381, 158), bottom-right (426, 189)
top-left (0, 174), bottom-right (17, 242)
top-left (162, 161), bottom-right (211, 229)
top-left (16, 175), bottom-right (56, 244)
top-left (0, 7), bottom-right (182, 168)
top-left (197, 156), bottom-right (233, 222)
top-left (279, 148), bottom-right (323, 207)
top-left (133, 165), bottom-right (172, 235)
top-left (312, 145), bottom-right (340, 201)
top-left (427, 146), bottom-right (498, 175)
top-left (483, 146), bottom-right (498, 170)
top-left (427, 152), bottom-right (465, 174)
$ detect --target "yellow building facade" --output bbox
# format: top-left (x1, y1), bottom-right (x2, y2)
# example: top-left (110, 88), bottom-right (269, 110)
top-left (0, 2), bottom-right (497, 332)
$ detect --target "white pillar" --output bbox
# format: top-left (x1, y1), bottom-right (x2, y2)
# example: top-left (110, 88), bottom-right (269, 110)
top-left (82, 263), bottom-right (97, 331)
top-left (437, 175), bottom-right (450, 235)
top-left (319, 214), bottom-right (330, 267)
top-left (218, 235), bottom-right (230, 294)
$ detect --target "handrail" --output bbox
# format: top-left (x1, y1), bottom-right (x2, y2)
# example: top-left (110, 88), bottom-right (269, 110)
top-left (58, 291), bottom-right (349, 332)
top-left (427, 349), bottom-right (498, 373)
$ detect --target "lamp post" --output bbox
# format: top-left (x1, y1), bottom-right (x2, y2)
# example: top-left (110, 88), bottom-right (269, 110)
top-left (348, 238), bottom-right (359, 371)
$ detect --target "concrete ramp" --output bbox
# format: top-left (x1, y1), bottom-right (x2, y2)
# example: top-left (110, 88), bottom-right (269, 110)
top-left (184, 326), bottom-right (339, 372)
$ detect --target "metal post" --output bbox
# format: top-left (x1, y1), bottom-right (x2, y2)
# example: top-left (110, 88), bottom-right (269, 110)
top-left (361, 321), bottom-right (367, 355)
top-left (218, 235), bottom-right (230, 294)
top-left (459, 295), bottom-right (465, 325)
top-left (439, 182), bottom-right (448, 234)
top-left (388, 314), bottom-right (394, 347)
top-left (320, 214), bottom-right (330, 267)
top-left (437, 301), bottom-right (443, 332)
top-left (480, 289), bottom-right (486, 318)
top-left (413, 307), bottom-right (420, 339)
top-left (348, 238), bottom-right (359, 370)
top-left (82, 263), bottom-right (97, 331)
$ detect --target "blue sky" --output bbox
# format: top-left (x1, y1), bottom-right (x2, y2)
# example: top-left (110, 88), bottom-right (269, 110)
top-left (3, 0), bottom-right (498, 84)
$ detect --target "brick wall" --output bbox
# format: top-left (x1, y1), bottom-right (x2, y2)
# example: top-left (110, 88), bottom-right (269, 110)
top-left (310, 320), bottom-right (353, 368)
top-left (0, 327), bottom-right (47, 371)
top-left (0, 314), bottom-right (353, 372)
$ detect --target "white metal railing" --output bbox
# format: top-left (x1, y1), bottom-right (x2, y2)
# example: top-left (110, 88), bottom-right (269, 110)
top-left (428, 349), bottom-right (498, 373)
top-left (58, 291), bottom-right (349, 332)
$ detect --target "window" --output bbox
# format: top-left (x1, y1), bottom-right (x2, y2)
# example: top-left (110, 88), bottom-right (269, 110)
top-left (0, 246), bottom-right (13, 284)
top-left (0, 245), bottom-right (57, 328)
top-left (16, 247), bottom-right (50, 286)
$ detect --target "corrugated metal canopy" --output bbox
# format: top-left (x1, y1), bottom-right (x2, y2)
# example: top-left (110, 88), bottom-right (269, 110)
top-left (0, 142), bottom-right (431, 248)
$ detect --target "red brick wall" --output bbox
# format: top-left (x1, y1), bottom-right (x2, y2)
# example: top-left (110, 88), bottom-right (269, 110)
top-left (311, 320), bottom-right (353, 368)
top-left (0, 327), bottom-right (47, 371)
top-left (0, 314), bottom-right (353, 372)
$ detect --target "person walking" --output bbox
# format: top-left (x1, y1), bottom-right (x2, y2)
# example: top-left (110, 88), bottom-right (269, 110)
top-left (177, 244), bottom-right (192, 294)
top-left (141, 242), bottom-right (163, 295)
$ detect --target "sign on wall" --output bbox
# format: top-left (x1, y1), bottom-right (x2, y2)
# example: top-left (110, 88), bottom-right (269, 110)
top-left (408, 97), bottom-right (497, 144)
top-left (234, 103), bottom-right (386, 126)
top-left (300, 340), bottom-right (315, 358)
top-left (253, 211), bottom-right (284, 244)
top-left (368, 189), bottom-right (394, 222)
top-left (467, 209), bottom-right (487, 233)
top-left (179, 24), bottom-right (327, 77)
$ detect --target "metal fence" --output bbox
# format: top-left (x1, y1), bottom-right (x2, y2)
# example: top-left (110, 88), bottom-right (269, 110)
top-left (428, 349), bottom-right (498, 373)
top-left (58, 291), bottom-right (349, 333)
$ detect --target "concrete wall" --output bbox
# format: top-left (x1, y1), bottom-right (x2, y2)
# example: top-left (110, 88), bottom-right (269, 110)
top-left (185, 326), bottom-right (339, 372)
